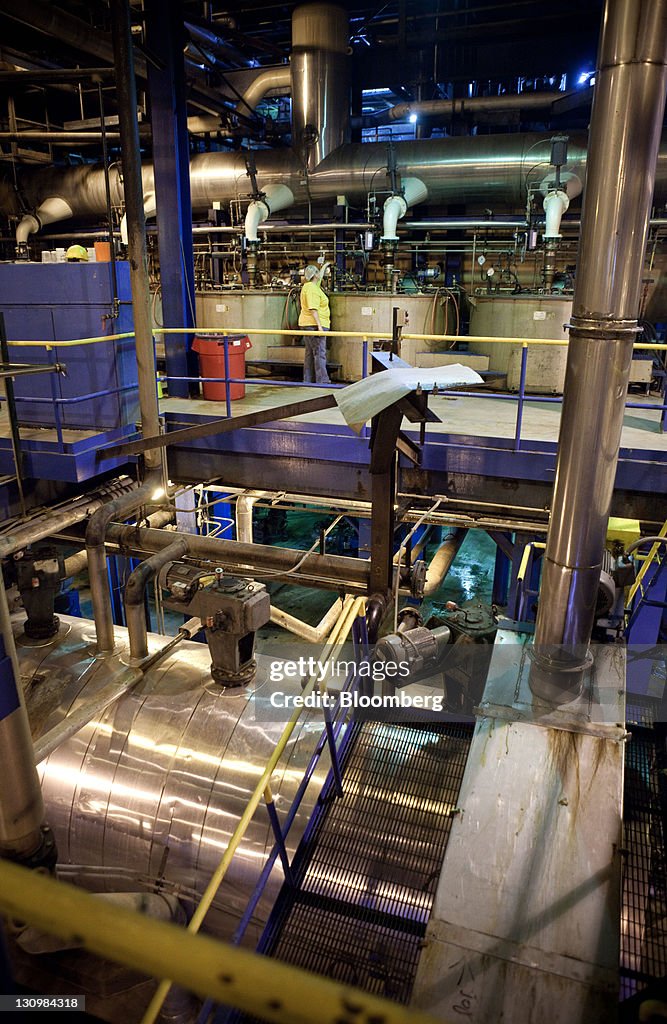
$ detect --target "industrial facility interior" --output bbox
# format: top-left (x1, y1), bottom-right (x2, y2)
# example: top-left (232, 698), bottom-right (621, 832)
top-left (2, 0), bottom-right (667, 1021)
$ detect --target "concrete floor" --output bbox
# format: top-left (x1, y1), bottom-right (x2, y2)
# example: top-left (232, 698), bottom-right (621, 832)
top-left (2, 383), bottom-right (664, 449)
top-left (161, 384), bottom-right (667, 450)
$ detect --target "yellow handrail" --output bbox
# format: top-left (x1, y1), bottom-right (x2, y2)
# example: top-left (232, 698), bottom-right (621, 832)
top-left (0, 859), bottom-right (443, 1024)
top-left (6, 331), bottom-right (136, 349)
top-left (142, 596), bottom-right (366, 1024)
top-left (7, 324), bottom-right (667, 349)
top-left (626, 521), bottom-right (667, 606)
top-left (516, 541), bottom-right (546, 585)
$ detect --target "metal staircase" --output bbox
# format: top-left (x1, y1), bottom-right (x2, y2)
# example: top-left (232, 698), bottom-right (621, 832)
top-left (218, 717), bottom-right (473, 1023)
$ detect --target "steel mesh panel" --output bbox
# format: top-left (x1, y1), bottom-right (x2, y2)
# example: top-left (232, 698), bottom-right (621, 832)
top-left (621, 724), bottom-right (667, 1001)
top-left (258, 720), bottom-right (472, 1008)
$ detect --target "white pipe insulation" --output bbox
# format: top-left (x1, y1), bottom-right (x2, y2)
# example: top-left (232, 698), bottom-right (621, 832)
top-left (543, 190), bottom-right (570, 239)
top-left (15, 195), bottom-right (73, 247)
top-left (381, 177), bottom-right (428, 240)
top-left (540, 172), bottom-right (582, 239)
top-left (120, 190), bottom-right (156, 245)
top-left (244, 183), bottom-right (294, 241)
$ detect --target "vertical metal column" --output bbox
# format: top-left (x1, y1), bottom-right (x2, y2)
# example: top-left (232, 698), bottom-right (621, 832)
top-left (145, 0), bottom-right (198, 398)
top-left (533, 0), bottom-right (667, 694)
top-left (0, 571), bottom-right (53, 866)
top-left (110, 0), bottom-right (161, 469)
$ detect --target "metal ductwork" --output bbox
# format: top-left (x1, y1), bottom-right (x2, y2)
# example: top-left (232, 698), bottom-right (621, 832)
top-left (290, 3), bottom-right (350, 167)
top-left (236, 66), bottom-right (292, 117)
top-left (4, 133), bottom-right (593, 234)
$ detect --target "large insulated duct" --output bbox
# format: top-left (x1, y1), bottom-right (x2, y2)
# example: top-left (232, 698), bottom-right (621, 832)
top-left (16, 614), bottom-right (329, 945)
top-left (236, 66), bottom-right (291, 118)
top-left (290, 3), bottom-right (350, 167)
top-left (532, 0), bottom-right (667, 695)
top-left (8, 134), bottom-right (591, 229)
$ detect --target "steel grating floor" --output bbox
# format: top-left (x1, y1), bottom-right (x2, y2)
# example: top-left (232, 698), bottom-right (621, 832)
top-left (218, 704), bottom-right (667, 1023)
top-left (621, 697), bottom-right (667, 1005)
top-left (224, 718), bottom-right (473, 1023)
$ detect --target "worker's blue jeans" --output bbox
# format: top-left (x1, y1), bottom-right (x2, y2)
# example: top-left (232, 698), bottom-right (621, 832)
top-left (302, 326), bottom-right (330, 384)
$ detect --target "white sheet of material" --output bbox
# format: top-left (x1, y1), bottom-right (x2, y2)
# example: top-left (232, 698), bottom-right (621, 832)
top-left (335, 364), bottom-right (484, 432)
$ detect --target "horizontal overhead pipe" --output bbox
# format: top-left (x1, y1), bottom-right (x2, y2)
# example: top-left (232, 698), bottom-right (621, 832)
top-left (385, 90), bottom-right (581, 122)
top-left (106, 524), bottom-right (372, 594)
top-left (1, 133), bottom-right (595, 227)
top-left (0, 131), bottom-right (122, 142)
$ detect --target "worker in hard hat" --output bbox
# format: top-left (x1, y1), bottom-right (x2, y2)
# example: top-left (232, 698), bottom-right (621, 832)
top-left (298, 263), bottom-right (331, 385)
top-left (65, 244), bottom-right (88, 262)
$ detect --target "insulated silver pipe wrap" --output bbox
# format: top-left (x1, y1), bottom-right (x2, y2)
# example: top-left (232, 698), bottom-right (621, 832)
top-left (534, 0), bottom-right (667, 672)
top-left (290, 4), bottom-right (350, 167)
top-left (12, 134), bottom-right (592, 218)
top-left (16, 615), bottom-right (329, 945)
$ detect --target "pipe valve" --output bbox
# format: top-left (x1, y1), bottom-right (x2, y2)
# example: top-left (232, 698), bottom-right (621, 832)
top-left (160, 562), bottom-right (270, 686)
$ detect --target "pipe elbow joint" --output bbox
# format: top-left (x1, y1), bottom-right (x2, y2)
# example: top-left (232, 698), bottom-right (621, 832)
top-left (380, 178), bottom-right (428, 241)
top-left (15, 215), bottom-right (41, 247)
top-left (543, 189), bottom-right (570, 239)
top-left (244, 199), bottom-right (270, 243)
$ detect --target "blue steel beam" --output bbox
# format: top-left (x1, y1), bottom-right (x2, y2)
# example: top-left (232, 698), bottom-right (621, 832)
top-left (158, 412), bottom-right (667, 496)
top-left (145, 0), bottom-right (198, 398)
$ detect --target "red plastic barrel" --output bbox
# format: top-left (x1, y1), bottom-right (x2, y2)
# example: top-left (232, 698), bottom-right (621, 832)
top-left (192, 335), bottom-right (252, 401)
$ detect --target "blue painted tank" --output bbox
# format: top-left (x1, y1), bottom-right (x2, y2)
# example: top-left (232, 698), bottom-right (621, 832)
top-left (0, 261), bottom-right (139, 431)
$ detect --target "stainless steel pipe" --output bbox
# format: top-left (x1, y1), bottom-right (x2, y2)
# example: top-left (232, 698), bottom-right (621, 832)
top-left (533, 0), bottom-right (667, 693)
top-left (85, 471), bottom-right (163, 655)
top-left (17, 615), bottom-right (328, 944)
top-left (106, 524), bottom-right (372, 593)
top-left (0, 478), bottom-right (133, 560)
top-left (124, 538), bottom-right (189, 662)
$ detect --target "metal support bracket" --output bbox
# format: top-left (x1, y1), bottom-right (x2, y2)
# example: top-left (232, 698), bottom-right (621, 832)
top-left (475, 631), bottom-right (627, 742)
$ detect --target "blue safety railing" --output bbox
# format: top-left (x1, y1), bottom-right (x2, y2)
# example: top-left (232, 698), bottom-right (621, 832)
top-left (161, 336), bottom-right (667, 446)
top-left (196, 613), bottom-right (370, 1024)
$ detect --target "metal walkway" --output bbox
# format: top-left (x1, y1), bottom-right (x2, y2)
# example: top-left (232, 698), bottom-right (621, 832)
top-left (621, 696), bottom-right (667, 1006)
top-left (213, 696), bottom-right (667, 1023)
top-left (243, 718), bottom-right (473, 1018)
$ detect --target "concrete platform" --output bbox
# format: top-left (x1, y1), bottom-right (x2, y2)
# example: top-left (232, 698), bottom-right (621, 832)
top-left (160, 385), bottom-right (667, 451)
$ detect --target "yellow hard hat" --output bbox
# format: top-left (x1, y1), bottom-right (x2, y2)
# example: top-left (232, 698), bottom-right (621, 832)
top-left (66, 244), bottom-right (88, 262)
